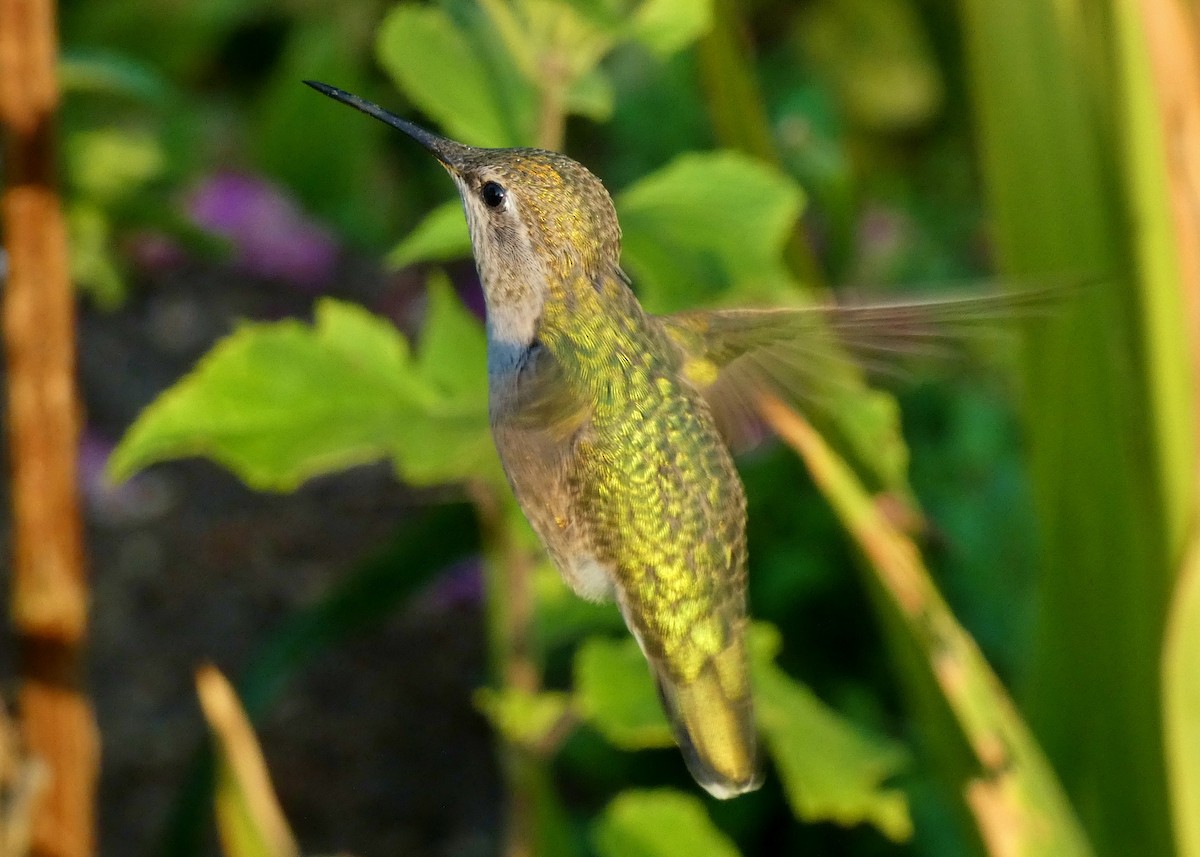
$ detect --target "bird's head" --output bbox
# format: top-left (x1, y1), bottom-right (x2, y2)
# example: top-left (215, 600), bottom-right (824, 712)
top-left (306, 82), bottom-right (621, 322)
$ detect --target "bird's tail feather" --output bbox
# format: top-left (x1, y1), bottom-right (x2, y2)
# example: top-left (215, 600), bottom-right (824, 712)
top-left (652, 638), bottom-right (761, 799)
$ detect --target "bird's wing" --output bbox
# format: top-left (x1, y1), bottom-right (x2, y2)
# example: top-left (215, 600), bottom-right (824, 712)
top-left (660, 287), bottom-right (1057, 450)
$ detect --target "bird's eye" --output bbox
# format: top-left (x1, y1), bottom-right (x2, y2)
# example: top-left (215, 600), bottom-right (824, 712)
top-left (481, 181), bottom-right (507, 209)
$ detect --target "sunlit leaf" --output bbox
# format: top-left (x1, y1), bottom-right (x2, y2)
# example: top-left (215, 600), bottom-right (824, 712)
top-left (573, 636), bottom-right (673, 749)
top-left (66, 127), bottom-right (165, 202)
top-left (629, 0), bottom-right (714, 56)
top-left (1165, 534), bottom-right (1200, 857)
top-left (416, 273), bottom-right (489, 401)
top-left (386, 198), bottom-right (471, 268)
top-left (107, 293), bottom-right (496, 491)
top-left (592, 789), bottom-right (742, 857)
top-left (617, 151), bottom-right (804, 312)
top-left (475, 687), bottom-right (573, 750)
top-left (195, 665), bottom-right (299, 857)
top-left (565, 66), bottom-right (616, 121)
top-left (377, 3), bottom-right (533, 147)
top-left (749, 624), bottom-right (912, 841)
top-left (67, 202), bottom-right (126, 310)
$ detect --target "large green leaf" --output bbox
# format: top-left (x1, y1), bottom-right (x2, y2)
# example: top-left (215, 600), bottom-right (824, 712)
top-left (108, 285), bottom-right (496, 491)
top-left (591, 790), bottom-right (742, 857)
top-left (616, 151), bottom-right (804, 313)
top-left (749, 624), bottom-right (911, 841)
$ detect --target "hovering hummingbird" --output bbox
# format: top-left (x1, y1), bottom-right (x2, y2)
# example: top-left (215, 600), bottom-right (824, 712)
top-left (305, 80), bottom-right (1037, 798)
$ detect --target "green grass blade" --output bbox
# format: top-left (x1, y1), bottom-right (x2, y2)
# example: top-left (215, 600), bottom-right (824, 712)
top-left (1165, 532), bottom-right (1200, 857)
top-left (956, 1), bottom-right (1198, 852)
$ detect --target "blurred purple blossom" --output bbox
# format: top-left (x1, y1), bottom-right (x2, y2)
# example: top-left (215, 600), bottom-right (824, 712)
top-left (412, 558), bottom-right (484, 613)
top-left (187, 172), bottom-right (339, 290)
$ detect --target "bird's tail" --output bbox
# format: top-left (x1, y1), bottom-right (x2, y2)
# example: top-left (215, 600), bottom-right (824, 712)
top-left (652, 636), bottom-right (761, 799)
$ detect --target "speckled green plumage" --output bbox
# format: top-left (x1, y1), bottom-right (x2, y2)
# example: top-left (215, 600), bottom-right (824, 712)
top-left (539, 271), bottom-right (747, 688)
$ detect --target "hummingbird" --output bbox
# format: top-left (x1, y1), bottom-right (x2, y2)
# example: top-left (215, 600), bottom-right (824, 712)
top-left (305, 80), bottom-right (1038, 798)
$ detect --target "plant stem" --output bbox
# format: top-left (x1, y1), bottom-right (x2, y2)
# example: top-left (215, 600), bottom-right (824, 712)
top-left (471, 483), bottom-right (540, 857)
top-left (0, 0), bottom-right (98, 853)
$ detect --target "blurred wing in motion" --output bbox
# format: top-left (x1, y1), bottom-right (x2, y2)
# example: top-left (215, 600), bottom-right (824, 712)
top-left (660, 285), bottom-right (1067, 450)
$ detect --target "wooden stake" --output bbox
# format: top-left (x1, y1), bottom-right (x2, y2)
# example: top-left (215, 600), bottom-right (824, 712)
top-left (0, 0), bottom-right (98, 853)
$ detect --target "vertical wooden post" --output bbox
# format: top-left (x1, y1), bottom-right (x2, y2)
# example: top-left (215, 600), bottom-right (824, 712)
top-left (0, 0), bottom-right (98, 854)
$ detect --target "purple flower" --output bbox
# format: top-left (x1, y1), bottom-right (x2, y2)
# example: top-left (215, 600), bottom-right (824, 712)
top-left (187, 172), bottom-right (339, 290)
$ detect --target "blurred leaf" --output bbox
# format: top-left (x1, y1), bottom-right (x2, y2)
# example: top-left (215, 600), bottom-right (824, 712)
top-left (401, 275), bottom-right (497, 485)
top-left (573, 636), bottom-right (673, 749)
top-left (67, 202), bottom-right (126, 310)
top-left (65, 0), bottom-right (268, 80)
top-left (629, 0), bottom-right (713, 57)
top-left (416, 273), bottom-right (489, 400)
top-left (801, 0), bottom-right (943, 132)
top-left (564, 66), bottom-right (615, 121)
top-left (1165, 533), bottom-right (1200, 857)
top-left (377, 3), bottom-right (534, 147)
top-left (475, 687), bottom-right (572, 750)
top-left (617, 151), bottom-right (804, 312)
top-left (256, 18), bottom-right (393, 244)
top-left (195, 665), bottom-right (299, 857)
top-left (107, 291), bottom-right (496, 491)
top-left (67, 127), bottom-right (165, 202)
top-left (591, 789), bottom-right (742, 857)
top-left (59, 49), bottom-right (170, 103)
top-left (386, 198), bottom-right (471, 268)
top-left (749, 624), bottom-right (912, 841)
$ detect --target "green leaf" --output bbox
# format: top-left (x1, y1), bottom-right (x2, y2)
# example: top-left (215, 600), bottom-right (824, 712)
top-left (475, 687), bottom-right (573, 750)
top-left (386, 198), bottom-right (471, 268)
top-left (66, 127), bottom-right (165, 202)
top-left (377, 3), bottom-right (533, 147)
top-left (108, 294), bottom-right (496, 491)
top-left (416, 274), bottom-right (489, 401)
top-left (629, 0), bottom-right (714, 56)
top-left (195, 665), bottom-right (299, 857)
top-left (591, 789), bottom-right (742, 857)
top-left (564, 66), bottom-right (615, 121)
top-left (749, 624), bottom-right (912, 841)
top-left (617, 151), bottom-right (804, 312)
top-left (67, 201), bottom-right (127, 310)
top-left (1165, 534), bottom-right (1200, 857)
top-left (573, 636), bottom-right (673, 749)
top-left (59, 49), bottom-right (170, 103)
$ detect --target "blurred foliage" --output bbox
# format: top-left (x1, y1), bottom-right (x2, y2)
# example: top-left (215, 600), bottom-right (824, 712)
top-left (70, 0), bottom-right (1198, 854)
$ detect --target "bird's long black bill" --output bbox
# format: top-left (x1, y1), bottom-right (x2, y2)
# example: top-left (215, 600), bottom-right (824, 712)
top-left (303, 80), bottom-right (464, 166)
